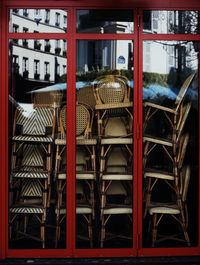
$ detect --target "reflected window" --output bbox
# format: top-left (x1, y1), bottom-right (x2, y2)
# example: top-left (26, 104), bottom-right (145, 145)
top-left (9, 9), bottom-right (67, 33)
top-left (23, 9), bottom-right (28, 17)
top-left (34, 59), bottom-right (40, 80)
top-left (143, 10), bottom-right (199, 34)
top-left (45, 9), bottom-right (50, 24)
top-left (77, 9), bottom-right (134, 33)
top-left (55, 12), bottom-right (60, 27)
top-left (13, 24), bottom-right (19, 33)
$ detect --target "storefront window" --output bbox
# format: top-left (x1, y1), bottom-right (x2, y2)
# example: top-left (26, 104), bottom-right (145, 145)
top-left (76, 40), bottom-right (134, 248)
top-left (8, 39), bottom-right (67, 249)
top-left (76, 10), bottom-right (134, 33)
top-left (142, 40), bottom-right (199, 247)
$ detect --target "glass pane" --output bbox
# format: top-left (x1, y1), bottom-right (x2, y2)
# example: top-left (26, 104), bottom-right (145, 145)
top-left (8, 39), bottom-right (67, 249)
top-left (76, 40), bottom-right (134, 248)
top-left (9, 9), bottom-right (67, 33)
top-left (143, 10), bottom-right (199, 34)
top-left (142, 41), bottom-right (198, 248)
top-left (77, 10), bottom-right (134, 33)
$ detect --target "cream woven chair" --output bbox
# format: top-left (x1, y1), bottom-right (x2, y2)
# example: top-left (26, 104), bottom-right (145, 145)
top-left (94, 74), bottom-right (133, 136)
top-left (100, 147), bottom-right (133, 248)
top-left (149, 165), bottom-right (191, 247)
top-left (54, 103), bottom-right (96, 247)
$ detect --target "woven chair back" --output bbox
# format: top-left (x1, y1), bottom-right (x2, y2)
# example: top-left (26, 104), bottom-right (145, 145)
top-left (15, 106), bottom-right (55, 136)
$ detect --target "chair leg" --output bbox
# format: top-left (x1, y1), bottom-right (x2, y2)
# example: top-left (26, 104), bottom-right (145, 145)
top-left (151, 213), bottom-right (158, 247)
top-left (143, 178), bottom-right (152, 218)
top-left (40, 215), bottom-right (45, 248)
top-left (100, 215), bottom-right (105, 248)
top-left (88, 215), bottom-right (93, 248)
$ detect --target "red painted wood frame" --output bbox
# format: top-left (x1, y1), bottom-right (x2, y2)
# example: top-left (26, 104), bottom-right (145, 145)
top-left (0, 0), bottom-right (200, 259)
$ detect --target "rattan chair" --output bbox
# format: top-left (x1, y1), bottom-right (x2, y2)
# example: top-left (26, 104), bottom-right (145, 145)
top-left (143, 73), bottom-right (195, 133)
top-left (94, 74), bottom-right (133, 136)
top-left (100, 147), bottom-right (133, 248)
top-left (149, 165), bottom-right (191, 247)
top-left (143, 101), bottom-right (191, 169)
top-left (9, 106), bottom-right (56, 248)
top-left (143, 133), bottom-right (189, 218)
top-left (54, 103), bottom-right (96, 247)
top-left (9, 144), bottom-right (49, 248)
top-left (77, 86), bottom-right (96, 110)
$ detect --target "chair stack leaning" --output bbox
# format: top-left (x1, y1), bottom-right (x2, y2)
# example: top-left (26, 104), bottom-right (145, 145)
top-left (9, 105), bottom-right (56, 248)
top-left (54, 103), bottom-right (97, 247)
top-left (142, 73), bottom-right (195, 247)
top-left (94, 74), bottom-right (133, 247)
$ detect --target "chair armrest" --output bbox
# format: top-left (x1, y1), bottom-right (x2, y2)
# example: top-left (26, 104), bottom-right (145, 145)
top-left (143, 101), bottom-right (177, 114)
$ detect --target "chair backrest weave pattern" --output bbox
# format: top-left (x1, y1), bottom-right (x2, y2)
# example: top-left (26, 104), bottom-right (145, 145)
top-left (16, 107), bottom-right (54, 136)
top-left (76, 104), bottom-right (90, 137)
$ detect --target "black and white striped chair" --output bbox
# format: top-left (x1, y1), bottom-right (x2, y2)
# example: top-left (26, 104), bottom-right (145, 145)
top-left (9, 106), bottom-right (56, 248)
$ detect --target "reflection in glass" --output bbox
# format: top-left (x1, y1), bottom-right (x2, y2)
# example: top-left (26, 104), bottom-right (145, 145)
top-left (143, 10), bottom-right (199, 34)
top-left (8, 39), bottom-right (67, 249)
top-left (9, 9), bottom-right (67, 33)
top-left (77, 10), bottom-right (133, 33)
top-left (142, 41), bottom-right (198, 248)
top-left (76, 40), bottom-right (134, 248)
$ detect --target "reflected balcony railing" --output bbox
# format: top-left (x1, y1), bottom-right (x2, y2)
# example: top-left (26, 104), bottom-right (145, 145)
top-left (45, 44), bottom-right (51, 52)
top-left (55, 47), bottom-right (61, 55)
top-left (23, 70), bottom-right (29, 79)
top-left (34, 41), bottom-right (42, 50)
top-left (34, 73), bottom-right (40, 80)
top-left (44, 73), bottom-right (50, 81)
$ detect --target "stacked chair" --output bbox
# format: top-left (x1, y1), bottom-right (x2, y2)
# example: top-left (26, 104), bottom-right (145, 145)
top-left (94, 74), bottom-right (133, 247)
top-left (9, 105), bottom-right (56, 248)
top-left (54, 103), bottom-right (97, 248)
top-left (142, 73), bottom-right (195, 246)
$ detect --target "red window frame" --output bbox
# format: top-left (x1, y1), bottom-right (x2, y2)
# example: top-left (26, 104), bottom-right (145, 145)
top-left (0, 0), bottom-right (200, 260)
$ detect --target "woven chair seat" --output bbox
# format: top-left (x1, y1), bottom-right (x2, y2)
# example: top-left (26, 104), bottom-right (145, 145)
top-left (143, 135), bottom-right (173, 146)
top-left (101, 138), bottom-right (132, 145)
top-left (55, 206), bottom-right (93, 215)
top-left (12, 171), bottom-right (49, 179)
top-left (55, 138), bottom-right (66, 145)
top-left (102, 205), bottom-right (132, 215)
top-left (102, 173), bottom-right (132, 181)
top-left (76, 138), bottom-right (97, 145)
top-left (12, 135), bottom-right (53, 143)
top-left (76, 173), bottom-right (96, 180)
top-left (144, 169), bottom-right (175, 180)
top-left (10, 206), bottom-right (44, 214)
top-left (76, 205), bottom-right (93, 214)
top-left (149, 205), bottom-right (180, 215)
top-left (95, 102), bottom-right (133, 110)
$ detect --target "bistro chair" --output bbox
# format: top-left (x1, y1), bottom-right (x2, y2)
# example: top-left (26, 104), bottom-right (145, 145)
top-left (143, 101), bottom-right (191, 169)
top-left (143, 73), bottom-right (195, 134)
top-left (99, 147), bottom-right (133, 248)
top-left (93, 74), bottom-right (133, 137)
top-left (149, 165), bottom-right (191, 247)
top-left (9, 105), bottom-right (56, 248)
top-left (77, 85), bottom-right (96, 110)
top-left (54, 103), bottom-right (96, 247)
top-left (143, 133), bottom-right (189, 218)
